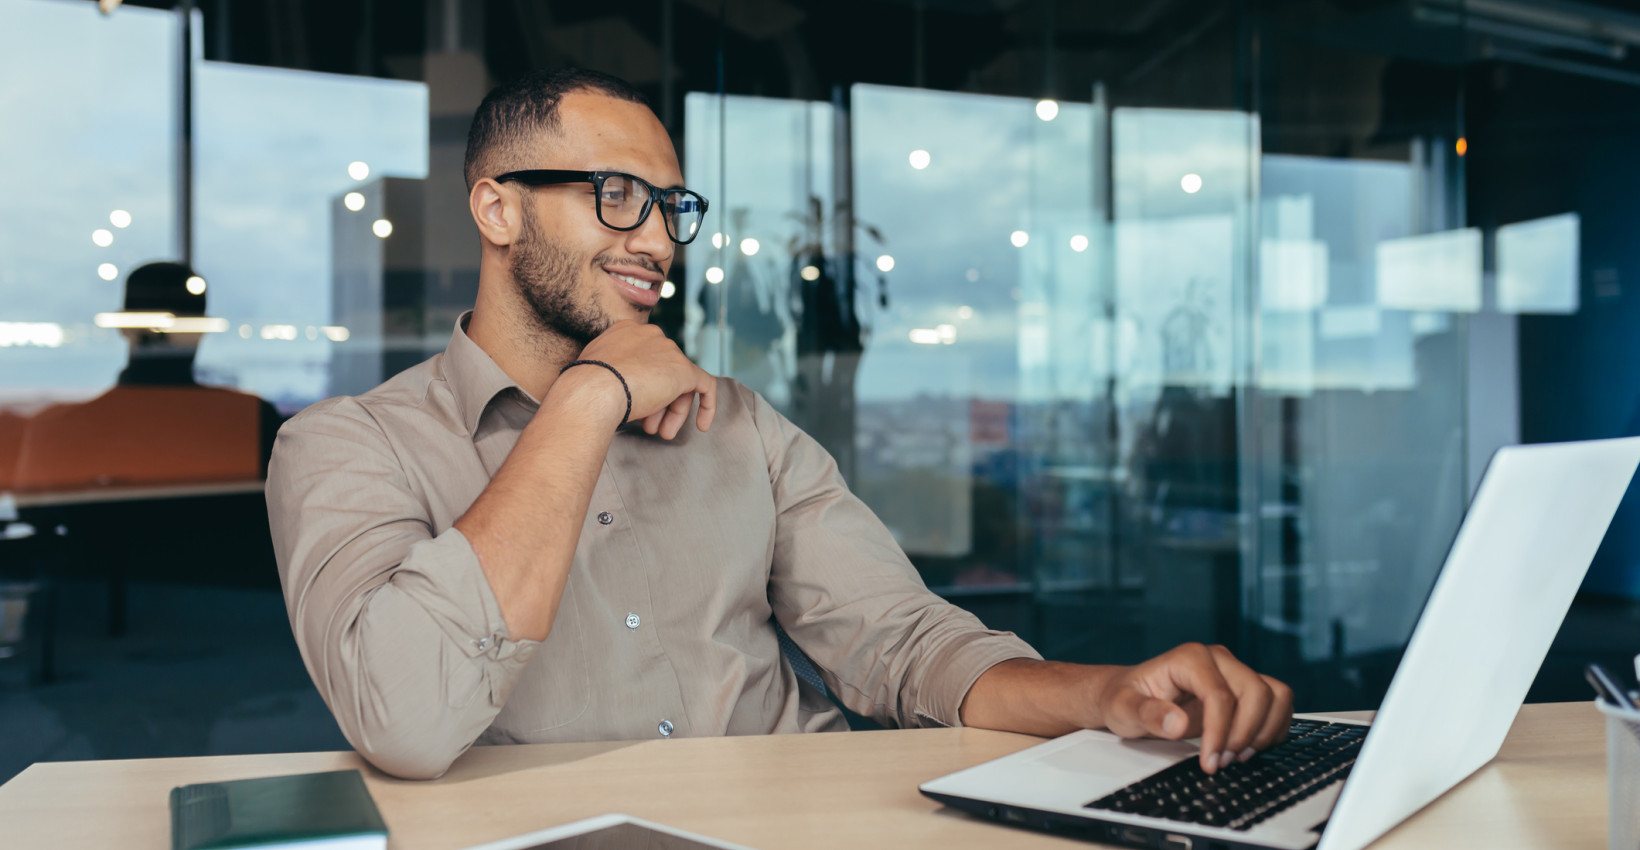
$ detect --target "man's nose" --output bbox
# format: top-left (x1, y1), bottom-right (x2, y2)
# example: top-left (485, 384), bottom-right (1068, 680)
top-left (625, 203), bottom-right (675, 266)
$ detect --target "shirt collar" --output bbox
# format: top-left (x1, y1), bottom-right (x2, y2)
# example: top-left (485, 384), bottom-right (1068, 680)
top-left (443, 310), bottom-right (533, 436)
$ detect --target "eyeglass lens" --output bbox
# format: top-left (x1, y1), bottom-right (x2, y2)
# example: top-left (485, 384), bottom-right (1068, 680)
top-left (595, 174), bottom-right (704, 243)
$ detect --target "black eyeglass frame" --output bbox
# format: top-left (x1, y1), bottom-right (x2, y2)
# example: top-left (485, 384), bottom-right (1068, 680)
top-left (494, 169), bottom-right (710, 245)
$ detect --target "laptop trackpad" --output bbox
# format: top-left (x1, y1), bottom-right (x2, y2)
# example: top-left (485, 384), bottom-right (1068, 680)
top-left (1031, 732), bottom-right (1200, 789)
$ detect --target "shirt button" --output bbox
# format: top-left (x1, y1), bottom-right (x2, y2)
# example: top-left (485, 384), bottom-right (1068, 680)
top-left (625, 613), bottom-right (641, 629)
top-left (658, 720), bottom-right (674, 737)
top-left (475, 636), bottom-right (491, 651)
top-left (597, 511), bottom-right (614, 525)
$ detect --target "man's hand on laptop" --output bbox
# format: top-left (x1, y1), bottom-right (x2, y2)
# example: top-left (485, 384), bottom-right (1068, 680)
top-left (1095, 643), bottom-right (1294, 774)
top-left (961, 646), bottom-right (1293, 775)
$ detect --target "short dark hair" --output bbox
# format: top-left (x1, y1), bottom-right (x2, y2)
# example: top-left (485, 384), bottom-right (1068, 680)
top-left (463, 67), bottom-right (652, 191)
top-left (125, 261), bottom-right (205, 317)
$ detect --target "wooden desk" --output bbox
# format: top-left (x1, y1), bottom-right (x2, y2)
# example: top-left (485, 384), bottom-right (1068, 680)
top-left (0, 702), bottom-right (1605, 850)
top-left (5, 479), bottom-right (265, 509)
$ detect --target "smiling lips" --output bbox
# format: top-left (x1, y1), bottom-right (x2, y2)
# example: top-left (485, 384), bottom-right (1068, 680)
top-left (605, 267), bottom-right (662, 308)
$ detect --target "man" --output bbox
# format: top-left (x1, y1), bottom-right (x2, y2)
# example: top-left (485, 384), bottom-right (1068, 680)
top-left (267, 68), bottom-right (1292, 781)
top-left (17, 261), bottom-right (281, 491)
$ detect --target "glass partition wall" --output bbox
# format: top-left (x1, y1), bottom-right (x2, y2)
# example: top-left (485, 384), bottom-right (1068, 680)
top-left (678, 9), bottom-right (1481, 710)
top-left (3, 0), bottom-right (1635, 755)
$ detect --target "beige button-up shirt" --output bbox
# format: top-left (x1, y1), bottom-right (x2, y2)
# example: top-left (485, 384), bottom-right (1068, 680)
top-left (266, 314), bottom-right (1039, 778)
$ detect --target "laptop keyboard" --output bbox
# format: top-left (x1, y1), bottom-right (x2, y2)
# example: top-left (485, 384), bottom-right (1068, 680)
top-left (1084, 719), bottom-right (1366, 831)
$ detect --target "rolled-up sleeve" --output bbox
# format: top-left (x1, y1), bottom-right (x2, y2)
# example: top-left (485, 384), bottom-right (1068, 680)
top-left (750, 388), bottom-right (1041, 728)
top-left (266, 399), bottom-right (539, 779)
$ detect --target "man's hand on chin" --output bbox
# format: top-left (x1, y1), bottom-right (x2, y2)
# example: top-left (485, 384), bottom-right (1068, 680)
top-left (959, 645), bottom-right (1294, 775)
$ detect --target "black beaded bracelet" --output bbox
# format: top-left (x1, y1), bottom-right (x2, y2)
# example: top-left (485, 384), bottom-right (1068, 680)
top-left (560, 359), bottom-right (631, 431)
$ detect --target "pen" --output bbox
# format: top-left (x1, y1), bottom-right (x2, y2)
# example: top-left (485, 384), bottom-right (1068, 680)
top-left (1586, 663), bottom-right (1638, 711)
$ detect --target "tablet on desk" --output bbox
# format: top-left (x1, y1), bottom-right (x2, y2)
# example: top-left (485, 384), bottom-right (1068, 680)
top-left (462, 813), bottom-right (757, 850)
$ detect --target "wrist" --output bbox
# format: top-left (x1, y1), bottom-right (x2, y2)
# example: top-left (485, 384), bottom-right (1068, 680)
top-left (1077, 664), bottom-right (1123, 730)
top-left (547, 363), bottom-right (628, 428)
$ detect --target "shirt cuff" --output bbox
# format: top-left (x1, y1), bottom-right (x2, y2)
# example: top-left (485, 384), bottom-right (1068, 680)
top-left (913, 632), bottom-right (1043, 728)
top-left (400, 527), bottom-right (541, 704)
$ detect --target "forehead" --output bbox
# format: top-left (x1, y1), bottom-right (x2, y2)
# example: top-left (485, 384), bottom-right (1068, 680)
top-left (528, 91), bottom-right (681, 186)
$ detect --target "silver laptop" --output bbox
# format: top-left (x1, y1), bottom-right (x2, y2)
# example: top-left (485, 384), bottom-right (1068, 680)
top-left (921, 437), bottom-right (1640, 850)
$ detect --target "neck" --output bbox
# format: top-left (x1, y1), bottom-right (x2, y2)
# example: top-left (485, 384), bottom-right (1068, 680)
top-left (119, 347), bottom-right (198, 387)
top-left (467, 274), bottom-right (584, 402)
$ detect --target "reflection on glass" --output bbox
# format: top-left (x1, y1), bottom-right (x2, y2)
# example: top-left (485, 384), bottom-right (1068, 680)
top-left (1375, 228), bottom-right (1482, 312)
top-left (683, 92), bottom-right (835, 413)
top-left (192, 61), bottom-right (427, 407)
top-left (1498, 212), bottom-right (1579, 315)
top-left (0, 0), bottom-right (177, 404)
top-left (10, 262), bottom-right (278, 493)
top-left (1260, 239), bottom-right (1329, 312)
top-left (1255, 150), bottom-right (1466, 667)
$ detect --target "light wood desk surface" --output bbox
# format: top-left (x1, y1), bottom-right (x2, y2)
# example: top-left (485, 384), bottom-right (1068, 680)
top-left (0, 702), bottom-right (1605, 850)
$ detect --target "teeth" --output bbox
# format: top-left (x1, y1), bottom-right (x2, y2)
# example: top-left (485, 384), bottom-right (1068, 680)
top-left (611, 271), bottom-right (653, 291)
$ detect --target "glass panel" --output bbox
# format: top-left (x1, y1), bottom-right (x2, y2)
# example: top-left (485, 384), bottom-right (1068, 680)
top-left (1252, 12), bottom-right (1471, 704)
top-left (0, 0), bottom-right (178, 409)
top-left (682, 92), bottom-right (835, 415)
top-left (1111, 107), bottom-right (1255, 659)
top-left (192, 61), bottom-right (429, 406)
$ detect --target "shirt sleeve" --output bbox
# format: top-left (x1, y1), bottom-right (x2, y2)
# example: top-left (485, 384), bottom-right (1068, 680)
top-left (265, 398), bottom-right (540, 779)
top-left (748, 385), bottom-right (1042, 728)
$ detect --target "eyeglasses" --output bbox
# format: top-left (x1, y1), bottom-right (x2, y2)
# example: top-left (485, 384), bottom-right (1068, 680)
top-left (495, 169), bottom-right (710, 245)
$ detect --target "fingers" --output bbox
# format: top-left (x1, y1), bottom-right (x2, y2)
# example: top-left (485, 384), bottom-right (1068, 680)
top-left (694, 369), bottom-right (718, 432)
top-left (658, 392), bottom-right (693, 440)
top-left (1205, 647), bottom-right (1293, 762)
top-left (1142, 644), bottom-right (1233, 772)
top-left (1105, 686), bottom-right (1188, 740)
top-left (1102, 646), bottom-right (1295, 775)
top-left (1184, 646), bottom-right (1292, 772)
top-left (1252, 675), bottom-right (1295, 750)
top-left (654, 369), bottom-right (718, 440)
top-left (1205, 645), bottom-right (1269, 754)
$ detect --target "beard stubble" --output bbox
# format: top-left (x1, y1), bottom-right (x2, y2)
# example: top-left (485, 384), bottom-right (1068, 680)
top-left (509, 199), bottom-right (631, 346)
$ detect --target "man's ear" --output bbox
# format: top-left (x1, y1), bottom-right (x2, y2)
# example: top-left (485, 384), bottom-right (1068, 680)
top-left (470, 178), bottom-right (520, 247)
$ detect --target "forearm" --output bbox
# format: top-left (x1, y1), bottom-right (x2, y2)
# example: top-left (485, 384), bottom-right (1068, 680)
top-left (959, 658), bottom-right (1119, 737)
top-left (453, 368), bottom-right (625, 641)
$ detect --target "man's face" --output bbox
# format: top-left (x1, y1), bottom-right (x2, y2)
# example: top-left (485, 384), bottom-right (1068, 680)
top-left (506, 91), bottom-right (682, 345)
